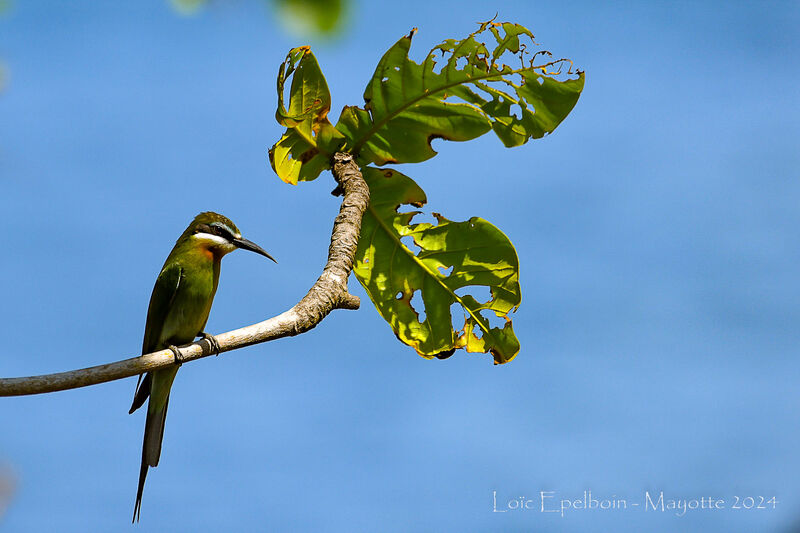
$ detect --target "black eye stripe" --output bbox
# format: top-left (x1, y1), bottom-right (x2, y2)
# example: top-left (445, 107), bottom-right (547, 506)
top-left (211, 225), bottom-right (233, 239)
top-left (194, 223), bottom-right (233, 240)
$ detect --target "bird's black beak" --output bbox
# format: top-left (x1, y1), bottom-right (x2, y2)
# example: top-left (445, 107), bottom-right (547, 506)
top-left (233, 238), bottom-right (277, 263)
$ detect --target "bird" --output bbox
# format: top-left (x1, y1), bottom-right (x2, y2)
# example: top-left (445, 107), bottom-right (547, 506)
top-left (129, 211), bottom-right (276, 522)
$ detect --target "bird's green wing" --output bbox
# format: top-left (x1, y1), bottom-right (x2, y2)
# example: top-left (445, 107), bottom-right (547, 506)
top-left (132, 261), bottom-right (182, 523)
top-left (142, 262), bottom-right (183, 355)
top-left (130, 262), bottom-right (184, 413)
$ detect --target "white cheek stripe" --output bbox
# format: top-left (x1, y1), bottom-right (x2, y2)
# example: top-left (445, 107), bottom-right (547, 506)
top-left (193, 233), bottom-right (230, 246)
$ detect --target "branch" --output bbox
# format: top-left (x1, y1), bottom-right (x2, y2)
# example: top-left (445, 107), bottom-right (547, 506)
top-left (0, 153), bottom-right (369, 397)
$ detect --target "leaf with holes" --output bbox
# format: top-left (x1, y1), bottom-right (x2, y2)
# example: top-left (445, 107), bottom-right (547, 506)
top-left (268, 46), bottom-right (345, 184)
top-left (336, 20), bottom-right (584, 166)
top-left (354, 167), bottom-right (521, 364)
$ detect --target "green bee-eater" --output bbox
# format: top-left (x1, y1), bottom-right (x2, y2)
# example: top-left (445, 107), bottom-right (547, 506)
top-left (129, 212), bottom-right (275, 522)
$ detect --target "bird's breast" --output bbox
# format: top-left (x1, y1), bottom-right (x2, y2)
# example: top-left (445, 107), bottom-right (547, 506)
top-left (159, 262), bottom-right (219, 346)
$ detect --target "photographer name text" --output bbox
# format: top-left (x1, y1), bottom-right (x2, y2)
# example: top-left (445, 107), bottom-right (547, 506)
top-left (492, 490), bottom-right (779, 517)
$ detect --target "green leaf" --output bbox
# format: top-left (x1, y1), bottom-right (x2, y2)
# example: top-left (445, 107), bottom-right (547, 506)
top-left (336, 21), bottom-right (584, 166)
top-left (354, 167), bottom-right (521, 364)
top-left (268, 47), bottom-right (344, 184)
top-left (273, 0), bottom-right (346, 38)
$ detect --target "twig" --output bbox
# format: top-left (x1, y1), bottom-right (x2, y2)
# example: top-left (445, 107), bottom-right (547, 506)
top-left (0, 153), bottom-right (369, 397)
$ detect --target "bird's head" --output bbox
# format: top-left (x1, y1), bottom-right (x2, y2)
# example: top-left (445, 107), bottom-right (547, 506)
top-left (183, 212), bottom-right (276, 262)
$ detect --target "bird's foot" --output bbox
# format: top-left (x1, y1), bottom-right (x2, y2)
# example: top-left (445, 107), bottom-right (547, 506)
top-left (169, 345), bottom-right (184, 366)
top-left (201, 332), bottom-right (221, 356)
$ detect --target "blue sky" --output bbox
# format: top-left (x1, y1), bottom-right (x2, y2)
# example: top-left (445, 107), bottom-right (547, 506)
top-left (1, 1), bottom-right (799, 531)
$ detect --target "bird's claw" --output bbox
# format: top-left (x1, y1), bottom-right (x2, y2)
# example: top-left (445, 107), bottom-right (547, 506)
top-left (201, 332), bottom-right (221, 356)
top-left (169, 345), bottom-right (184, 366)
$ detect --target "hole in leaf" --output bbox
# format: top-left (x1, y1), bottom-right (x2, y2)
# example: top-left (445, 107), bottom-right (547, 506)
top-left (455, 56), bottom-right (469, 70)
top-left (468, 84), bottom-right (494, 103)
top-left (478, 308), bottom-right (506, 330)
top-left (381, 76), bottom-right (389, 83)
top-left (409, 212), bottom-right (437, 227)
top-left (438, 264), bottom-right (454, 277)
top-left (364, 258), bottom-right (369, 264)
top-left (393, 66), bottom-right (400, 71)
top-left (431, 56), bottom-right (445, 75)
top-left (537, 76), bottom-right (544, 85)
top-left (409, 290), bottom-right (426, 323)
top-left (483, 76), bottom-right (503, 87)
top-left (395, 291), bottom-right (403, 300)
top-left (509, 103), bottom-right (522, 120)
top-left (400, 235), bottom-right (422, 255)
top-left (507, 72), bottom-right (524, 86)
top-left (450, 303), bottom-right (465, 334)
top-left (455, 285), bottom-right (493, 306)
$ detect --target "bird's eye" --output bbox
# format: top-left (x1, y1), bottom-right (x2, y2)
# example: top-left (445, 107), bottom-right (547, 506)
top-left (211, 224), bottom-right (234, 240)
